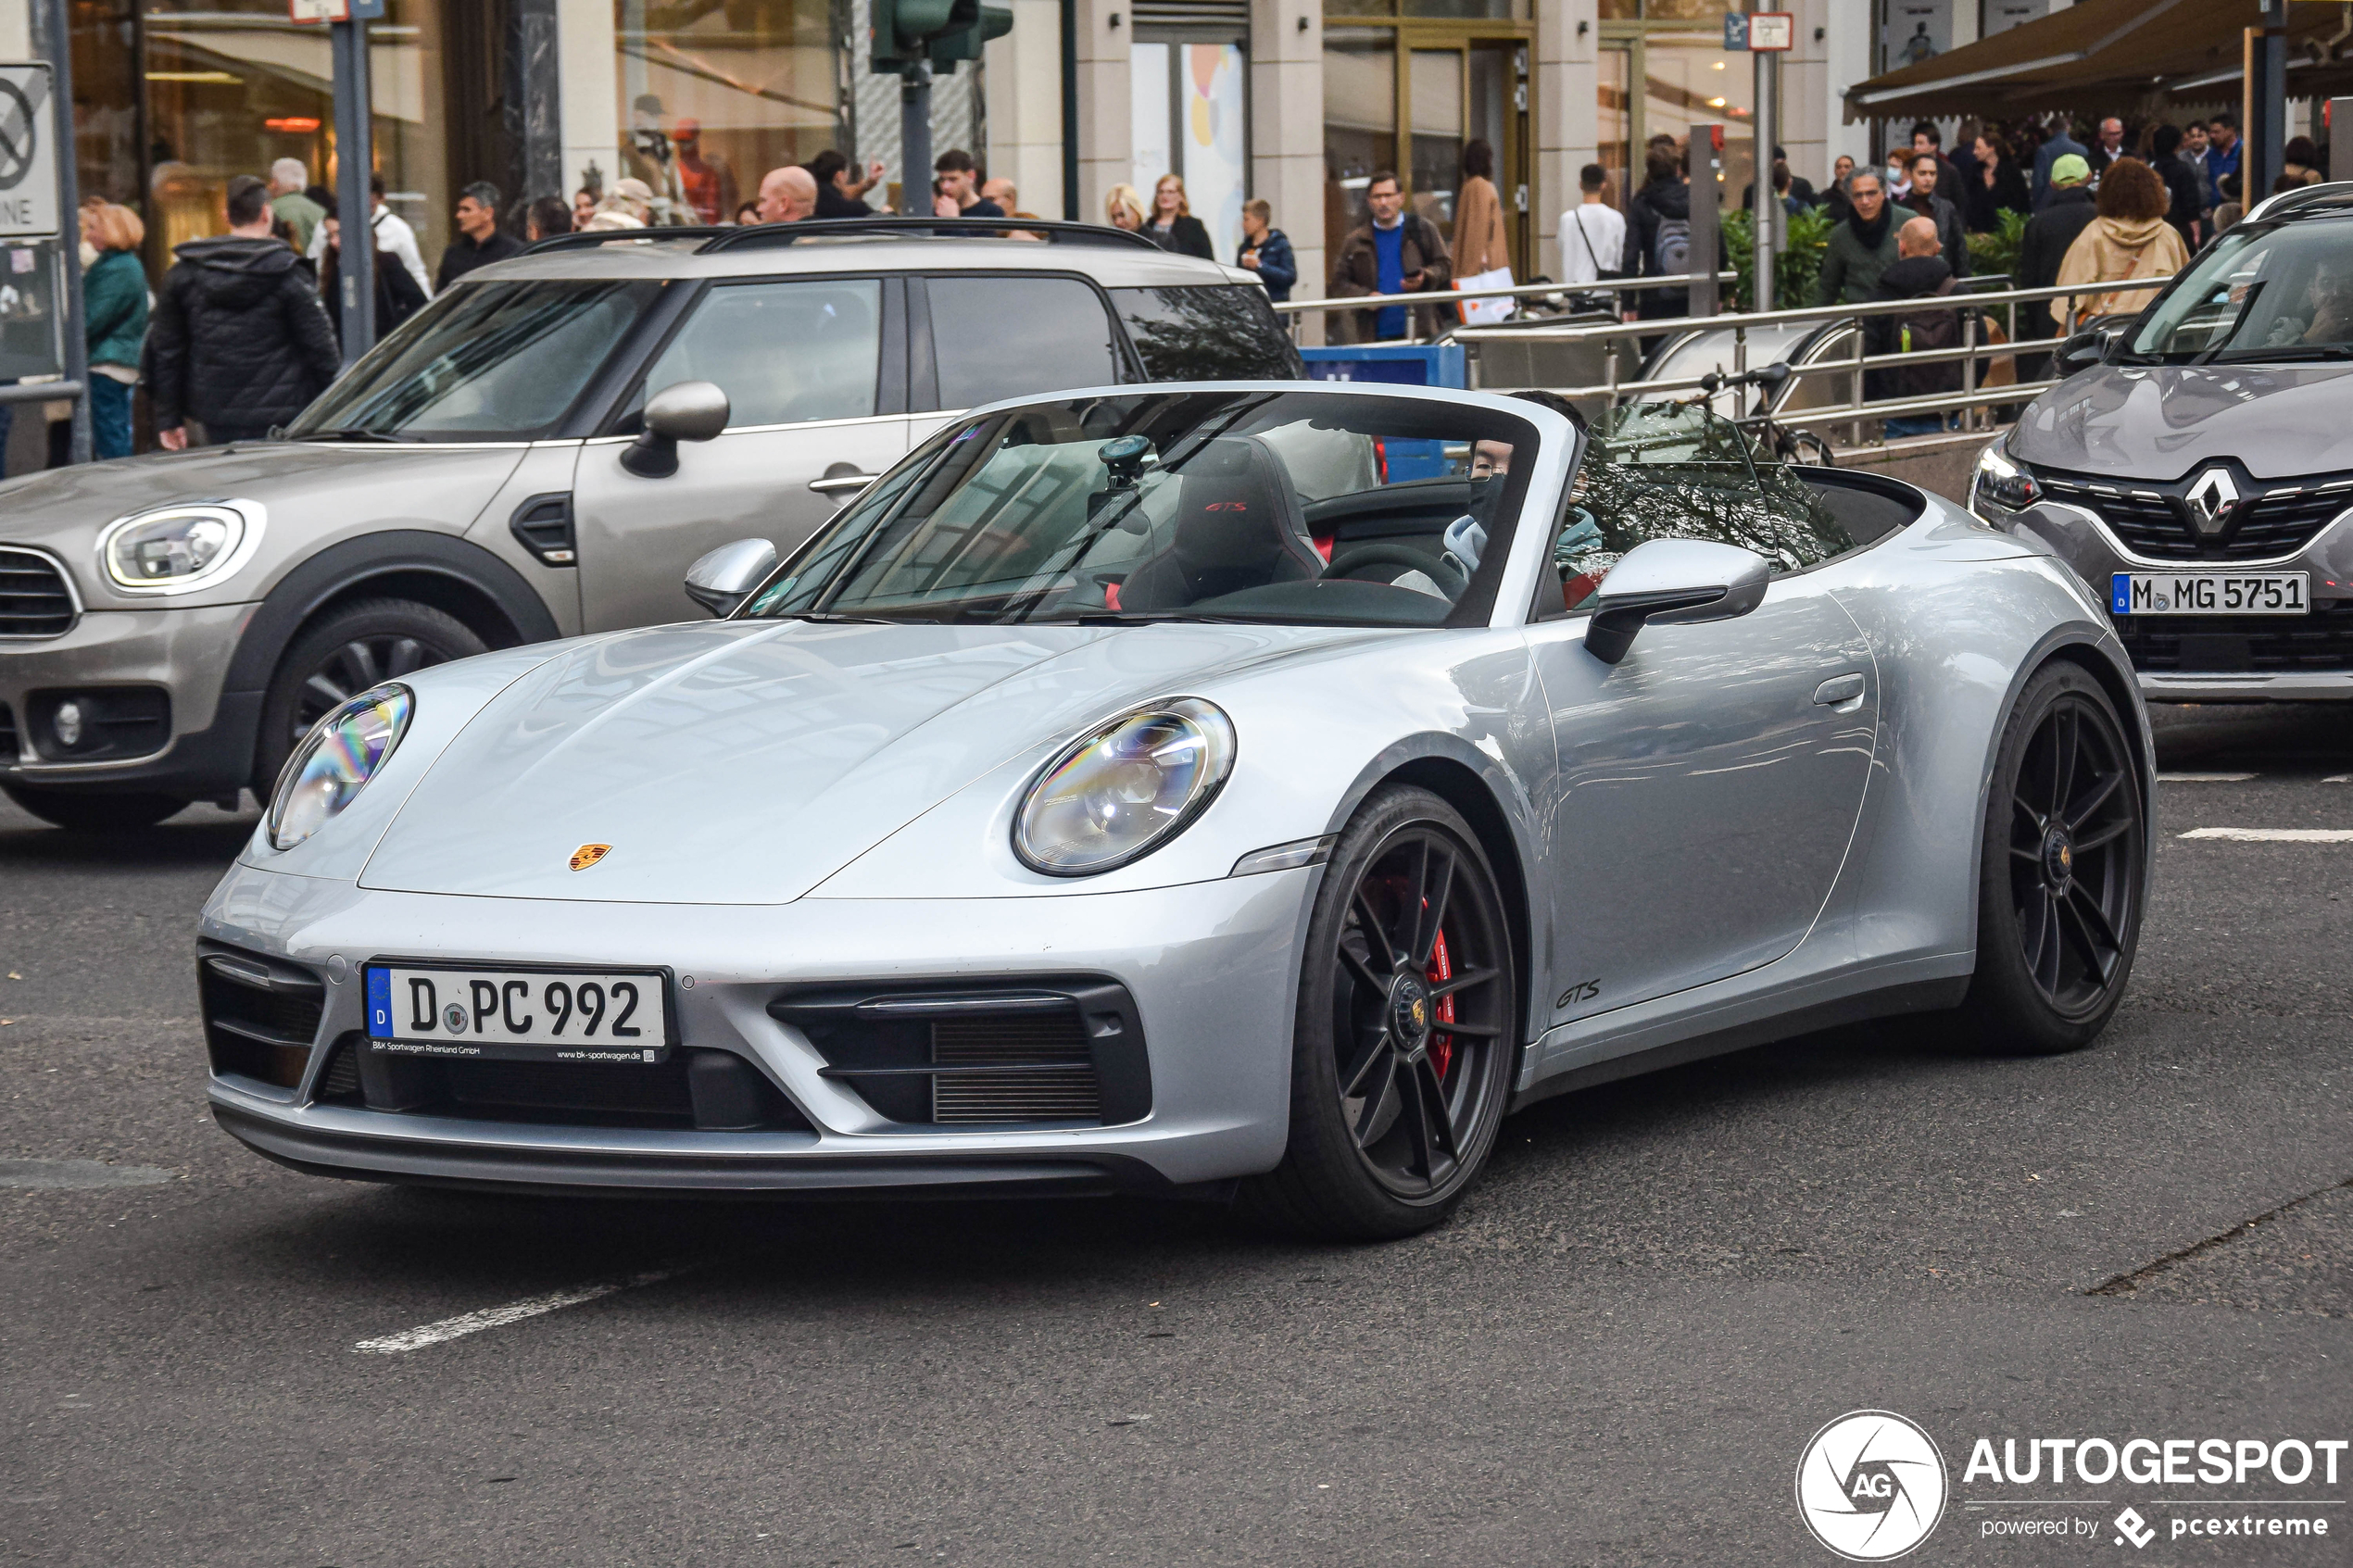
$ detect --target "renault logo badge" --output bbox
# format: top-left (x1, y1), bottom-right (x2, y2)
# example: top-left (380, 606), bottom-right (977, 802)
top-left (569, 844), bottom-right (612, 872)
top-left (2183, 468), bottom-right (2240, 536)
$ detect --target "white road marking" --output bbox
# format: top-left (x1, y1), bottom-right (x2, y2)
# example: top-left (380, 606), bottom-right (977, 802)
top-left (2158, 771), bottom-right (2257, 783)
top-left (353, 1265), bottom-right (693, 1354)
top-left (2325, 774), bottom-right (2353, 784)
top-left (2178, 827), bottom-right (2353, 843)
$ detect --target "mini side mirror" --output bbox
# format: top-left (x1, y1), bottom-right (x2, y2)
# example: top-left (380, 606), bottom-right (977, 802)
top-left (683, 537), bottom-right (777, 618)
top-left (1582, 538), bottom-right (1771, 665)
top-left (623, 380), bottom-right (731, 479)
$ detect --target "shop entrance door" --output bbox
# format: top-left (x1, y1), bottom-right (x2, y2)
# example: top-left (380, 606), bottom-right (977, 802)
top-left (1403, 41), bottom-right (1529, 279)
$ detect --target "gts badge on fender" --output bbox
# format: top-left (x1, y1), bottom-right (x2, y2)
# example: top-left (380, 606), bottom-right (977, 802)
top-left (1556, 978), bottom-right (1602, 1010)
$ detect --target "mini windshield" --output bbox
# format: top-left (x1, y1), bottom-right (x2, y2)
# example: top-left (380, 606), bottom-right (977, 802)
top-left (288, 279), bottom-right (667, 439)
top-left (2126, 219), bottom-right (2353, 363)
top-left (743, 391), bottom-right (1541, 628)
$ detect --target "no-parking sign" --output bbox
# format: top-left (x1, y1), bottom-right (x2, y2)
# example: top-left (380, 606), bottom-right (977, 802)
top-left (0, 64), bottom-right (58, 240)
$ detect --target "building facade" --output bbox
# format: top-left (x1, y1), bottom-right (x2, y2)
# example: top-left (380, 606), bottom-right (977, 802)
top-left (25, 0), bottom-right (1881, 304)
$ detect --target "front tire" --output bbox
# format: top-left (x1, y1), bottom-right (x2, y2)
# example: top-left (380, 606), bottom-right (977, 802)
top-left (1239, 785), bottom-right (1517, 1240)
top-left (1951, 661), bottom-right (2145, 1053)
top-left (1, 785), bottom-right (187, 833)
top-left (255, 598), bottom-right (485, 792)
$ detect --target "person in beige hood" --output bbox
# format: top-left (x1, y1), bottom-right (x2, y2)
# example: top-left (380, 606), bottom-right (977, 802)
top-left (2056, 157), bottom-right (2188, 321)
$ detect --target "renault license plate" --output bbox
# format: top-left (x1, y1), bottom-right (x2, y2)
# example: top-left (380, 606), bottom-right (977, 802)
top-left (364, 964), bottom-right (673, 1063)
top-left (2111, 571), bottom-right (2309, 616)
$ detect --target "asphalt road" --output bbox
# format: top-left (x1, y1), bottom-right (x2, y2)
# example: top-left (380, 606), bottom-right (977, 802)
top-left (3, 704), bottom-right (2348, 1567)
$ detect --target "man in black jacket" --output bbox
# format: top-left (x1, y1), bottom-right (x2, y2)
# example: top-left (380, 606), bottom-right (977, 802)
top-left (1867, 215), bottom-right (1967, 437)
top-left (2016, 153), bottom-right (2098, 376)
top-left (435, 181), bottom-right (524, 290)
top-left (1620, 145), bottom-right (1698, 321)
top-left (147, 175), bottom-right (341, 448)
top-left (2148, 124), bottom-right (2204, 250)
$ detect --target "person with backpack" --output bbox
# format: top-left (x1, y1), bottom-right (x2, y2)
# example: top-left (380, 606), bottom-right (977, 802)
top-left (1866, 215), bottom-right (1970, 438)
top-left (1619, 144), bottom-right (1698, 321)
top-left (1815, 169), bottom-right (1903, 307)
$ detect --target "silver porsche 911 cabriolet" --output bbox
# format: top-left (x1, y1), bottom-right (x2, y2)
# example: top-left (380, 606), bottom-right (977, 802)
top-left (197, 383), bottom-right (2152, 1238)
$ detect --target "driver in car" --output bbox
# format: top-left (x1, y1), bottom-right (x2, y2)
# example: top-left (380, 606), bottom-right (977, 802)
top-left (1438, 439), bottom-right (1515, 580)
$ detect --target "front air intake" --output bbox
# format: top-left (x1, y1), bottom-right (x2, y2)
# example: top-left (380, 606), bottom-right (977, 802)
top-left (198, 946), bottom-right (325, 1088)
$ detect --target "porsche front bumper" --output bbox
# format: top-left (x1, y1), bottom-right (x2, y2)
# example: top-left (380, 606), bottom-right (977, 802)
top-left (199, 860), bottom-right (1315, 1195)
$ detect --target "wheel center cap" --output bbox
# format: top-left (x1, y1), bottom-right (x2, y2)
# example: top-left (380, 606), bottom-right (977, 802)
top-left (1390, 974), bottom-right (1433, 1056)
top-left (2043, 826), bottom-right (2074, 889)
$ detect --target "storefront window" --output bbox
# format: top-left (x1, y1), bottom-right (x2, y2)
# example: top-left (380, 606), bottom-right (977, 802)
top-left (1131, 40), bottom-right (1249, 264)
top-left (614, 0), bottom-right (842, 226)
top-left (1640, 34), bottom-right (1752, 207)
top-left (133, 0), bottom-right (446, 282)
top-left (1323, 28), bottom-right (1395, 265)
top-left (1598, 46), bottom-right (1630, 205)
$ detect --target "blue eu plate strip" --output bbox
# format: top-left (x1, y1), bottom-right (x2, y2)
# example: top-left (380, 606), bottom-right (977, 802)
top-left (2110, 573), bottom-right (2132, 614)
top-left (365, 966), bottom-right (392, 1038)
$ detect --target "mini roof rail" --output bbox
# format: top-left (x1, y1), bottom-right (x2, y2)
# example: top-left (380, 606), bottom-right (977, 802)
top-left (522, 225), bottom-right (733, 254)
top-left (696, 217), bottom-right (1165, 254)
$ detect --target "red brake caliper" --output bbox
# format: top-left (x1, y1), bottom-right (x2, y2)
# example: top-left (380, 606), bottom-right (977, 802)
top-left (1427, 926), bottom-right (1455, 1080)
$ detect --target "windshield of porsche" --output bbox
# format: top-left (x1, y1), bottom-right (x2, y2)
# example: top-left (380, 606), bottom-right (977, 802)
top-left (743, 391), bottom-right (1541, 627)
top-left (2126, 220), bottom-right (2353, 362)
top-left (288, 279), bottom-right (665, 438)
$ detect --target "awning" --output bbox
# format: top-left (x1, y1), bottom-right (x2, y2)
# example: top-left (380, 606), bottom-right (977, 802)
top-left (1844, 0), bottom-right (2353, 122)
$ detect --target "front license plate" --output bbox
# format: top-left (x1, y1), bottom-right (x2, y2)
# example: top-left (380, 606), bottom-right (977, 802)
top-left (2111, 571), bottom-right (2310, 616)
top-left (364, 964), bottom-right (672, 1063)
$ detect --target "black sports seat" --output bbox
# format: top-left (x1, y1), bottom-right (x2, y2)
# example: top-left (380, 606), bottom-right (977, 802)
top-left (1115, 437), bottom-right (1323, 610)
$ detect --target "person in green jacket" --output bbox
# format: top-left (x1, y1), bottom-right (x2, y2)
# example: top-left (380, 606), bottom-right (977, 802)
top-left (81, 202), bottom-right (149, 460)
top-left (1814, 169), bottom-right (1904, 307)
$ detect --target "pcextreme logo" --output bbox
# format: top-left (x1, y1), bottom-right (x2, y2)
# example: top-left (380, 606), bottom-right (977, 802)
top-left (1796, 1410), bottom-right (1950, 1561)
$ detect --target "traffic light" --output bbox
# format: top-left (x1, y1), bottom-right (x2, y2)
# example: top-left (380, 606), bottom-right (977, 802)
top-left (926, 0), bottom-right (1013, 72)
top-left (871, 0), bottom-right (954, 75)
top-left (871, 0), bottom-right (1008, 76)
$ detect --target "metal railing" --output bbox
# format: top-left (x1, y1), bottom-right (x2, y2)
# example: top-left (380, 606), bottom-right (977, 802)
top-left (1283, 274), bottom-right (2173, 444)
top-left (1269, 269), bottom-right (1737, 319)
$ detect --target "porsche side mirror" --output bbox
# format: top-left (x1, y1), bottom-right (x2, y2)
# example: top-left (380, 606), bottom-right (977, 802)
top-left (1582, 538), bottom-right (1771, 665)
top-left (623, 380), bottom-right (731, 479)
top-left (683, 537), bottom-right (777, 618)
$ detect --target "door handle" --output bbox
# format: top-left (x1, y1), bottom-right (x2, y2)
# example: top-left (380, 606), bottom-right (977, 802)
top-left (807, 471), bottom-right (878, 495)
top-left (1813, 672), bottom-right (1867, 708)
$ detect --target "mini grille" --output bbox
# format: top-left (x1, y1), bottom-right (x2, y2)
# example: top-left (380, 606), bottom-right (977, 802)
top-left (931, 1014), bottom-right (1101, 1124)
top-left (0, 547), bottom-right (76, 637)
top-left (2113, 603), bottom-right (2353, 673)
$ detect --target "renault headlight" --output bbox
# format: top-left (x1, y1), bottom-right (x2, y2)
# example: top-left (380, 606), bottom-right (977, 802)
top-left (1013, 697), bottom-right (1236, 876)
top-left (99, 500), bottom-right (265, 595)
top-left (267, 684), bottom-right (413, 851)
top-left (1971, 443), bottom-right (2040, 515)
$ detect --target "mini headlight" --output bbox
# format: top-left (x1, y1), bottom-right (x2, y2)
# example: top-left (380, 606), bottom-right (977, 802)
top-left (99, 501), bottom-right (262, 594)
top-left (1013, 697), bottom-right (1236, 876)
top-left (1972, 443), bottom-right (2040, 515)
top-left (266, 684), bottom-right (413, 851)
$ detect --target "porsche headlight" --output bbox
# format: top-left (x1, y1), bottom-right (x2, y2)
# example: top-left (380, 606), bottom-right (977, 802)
top-left (1013, 697), bottom-right (1236, 876)
top-left (99, 500), bottom-right (264, 594)
top-left (266, 684), bottom-right (413, 851)
top-left (1971, 443), bottom-right (2041, 515)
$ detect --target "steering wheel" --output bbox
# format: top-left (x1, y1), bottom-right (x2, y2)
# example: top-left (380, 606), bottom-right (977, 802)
top-left (1322, 544), bottom-right (1469, 597)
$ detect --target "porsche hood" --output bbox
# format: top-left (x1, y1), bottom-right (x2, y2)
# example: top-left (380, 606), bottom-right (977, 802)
top-left (357, 618), bottom-right (1359, 904)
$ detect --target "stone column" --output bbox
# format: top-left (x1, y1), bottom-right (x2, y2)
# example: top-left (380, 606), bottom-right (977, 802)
top-left (557, 0), bottom-right (618, 201)
top-left (1250, 0), bottom-right (1323, 313)
top-left (1533, 0), bottom-right (1598, 284)
top-left (1073, 0), bottom-right (1130, 226)
top-left (983, 0), bottom-right (1067, 220)
top-left (507, 0), bottom-right (564, 205)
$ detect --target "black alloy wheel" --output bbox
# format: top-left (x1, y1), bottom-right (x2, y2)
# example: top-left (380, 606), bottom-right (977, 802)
top-left (255, 598), bottom-right (486, 793)
top-left (1952, 662), bottom-right (2144, 1053)
top-left (1239, 784), bottom-right (1516, 1238)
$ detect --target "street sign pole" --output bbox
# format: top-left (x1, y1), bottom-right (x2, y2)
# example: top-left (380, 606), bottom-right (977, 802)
top-left (1753, 44), bottom-right (1775, 313)
top-left (29, 0), bottom-right (87, 464)
top-left (901, 61), bottom-right (933, 217)
top-left (324, 3), bottom-right (379, 365)
top-left (1691, 122), bottom-right (1722, 317)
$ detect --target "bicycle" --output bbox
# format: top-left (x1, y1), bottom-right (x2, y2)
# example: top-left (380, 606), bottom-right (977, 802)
top-left (1697, 361), bottom-right (1837, 468)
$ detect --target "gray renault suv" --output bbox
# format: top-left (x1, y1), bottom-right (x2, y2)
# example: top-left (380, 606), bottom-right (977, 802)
top-left (0, 219), bottom-right (1300, 829)
top-left (1971, 185), bottom-right (2353, 702)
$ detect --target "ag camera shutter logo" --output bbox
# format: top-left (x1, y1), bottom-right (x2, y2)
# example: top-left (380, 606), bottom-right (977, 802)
top-left (1796, 1410), bottom-right (1949, 1561)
